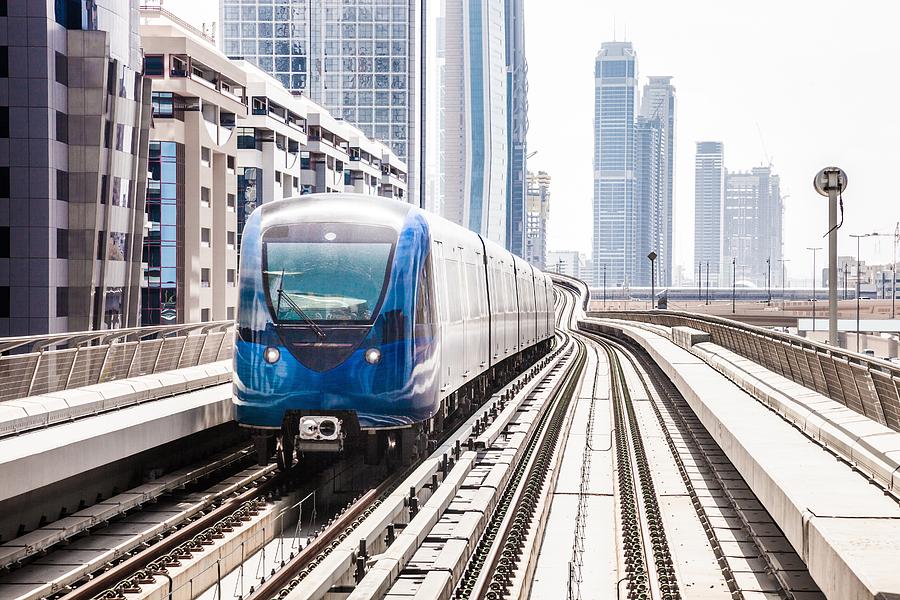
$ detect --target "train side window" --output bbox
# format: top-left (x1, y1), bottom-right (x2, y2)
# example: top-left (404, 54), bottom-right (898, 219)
top-left (415, 256), bottom-right (434, 325)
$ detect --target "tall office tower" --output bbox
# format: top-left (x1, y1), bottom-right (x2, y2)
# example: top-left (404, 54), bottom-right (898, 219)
top-left (593, 41), bottom-right (637, 289)
top-left (694, 141), bottom-right (725, 286)
top-left (524, 171), bottom-right (550, 269)
top-left (441, 0), bottom-right (509, 246)
top-left (140, 9), bottom-right (245, 325)
top-left (505, 0), bottom-right (527, 256)
top-left (219, 0), bottom-right (424, 206)
top-left (0, 0), bottom-right (151, 335)
top-left (724, 166), bottom-right (783, 286)
top-left (634, 115), bottom-right (664, 287)
top-left (640, 76), bottom-right (675, 285)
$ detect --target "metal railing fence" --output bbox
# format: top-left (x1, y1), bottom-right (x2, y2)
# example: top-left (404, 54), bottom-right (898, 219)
top-left (0, 322), bottom-right (234, 402)
top-left (586, 310), bottom-right (900, 433)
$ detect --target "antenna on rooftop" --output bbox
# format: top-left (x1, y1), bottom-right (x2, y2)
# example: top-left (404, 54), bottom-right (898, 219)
top-left (755, 122), bottom-right (772, 167)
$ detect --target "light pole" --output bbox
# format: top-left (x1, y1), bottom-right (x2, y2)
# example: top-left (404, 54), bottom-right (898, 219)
top-left (731, 257), bottom-right (736, 314)
top-left (699, 262), bottom-right (704, 303)
top-left (705, 261), bottom-right (710, 305)
top-left (603, 264), bottom-right (607, 308)
top-left (814, 167), bottom-right (848, 346)
top-left (894, 223), bottom-right (899, 319)
top-left (849, 232), bottom-right (887, 352)
top-left (807, 247), bottom-right (821, 334)
top-left (648, 251), bottom-right (657, 310)
top-left (779, 258), bottom-right (789, 308)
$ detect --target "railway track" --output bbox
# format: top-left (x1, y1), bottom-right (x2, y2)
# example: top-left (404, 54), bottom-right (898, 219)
top-left (581, 329), bottom-right (824, 600)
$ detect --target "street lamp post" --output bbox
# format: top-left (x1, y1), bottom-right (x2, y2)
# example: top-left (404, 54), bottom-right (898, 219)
top-left (732, 257), bottom-right (736, 314)
top-left (849, 232), bottom-right (888, 352)
top-left (705, 261), bottom-right (710, 305)
top-left (814, 167), bottom-right (848, 347)
top-left (603, 264), bottom-right (607, 308)
top-left (648, 252), bottom-right (657, 310)
top-left (698, 262), bottom-right (702, 304)
top-left (806, 247), bottom-right (822, 334)
top-left (779, 258), bottom-right (789, 308)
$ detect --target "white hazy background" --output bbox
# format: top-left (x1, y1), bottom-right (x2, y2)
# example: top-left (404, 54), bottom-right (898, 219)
top-left (169, 0), bottom-right (900, 283)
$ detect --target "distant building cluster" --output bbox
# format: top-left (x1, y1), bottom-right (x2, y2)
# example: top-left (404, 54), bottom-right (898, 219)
top-left (693, 141), bottom-right (784, 289)
top-left (591, 42), bottom-right (675, 289)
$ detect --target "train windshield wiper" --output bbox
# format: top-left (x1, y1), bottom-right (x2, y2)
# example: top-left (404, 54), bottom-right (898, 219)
top-left (275, 270), bottom-right (327, 340)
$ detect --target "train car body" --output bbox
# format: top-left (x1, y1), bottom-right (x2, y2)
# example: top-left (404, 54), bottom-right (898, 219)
top-left (233, 194), bottom-right (553, 462)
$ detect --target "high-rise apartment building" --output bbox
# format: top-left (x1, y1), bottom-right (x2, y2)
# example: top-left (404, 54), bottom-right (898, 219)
top-left (505, 0), bottom-right (527, 258)
top-left (640, 76), bottom-right (675, 285)
top-left (634, 115), bottom-right (664, 287)
top-left (0, 0), bottom-right (152, 335)
top-left (723, 166), bottom-right (782, 286)
top-left (441, 0), bottom-right (509, 246)
top-left (219, 0), bottom-right (423, 206)
top-left (593, 41), bottom-right (637, 288)
top-left (694, 141), bottom-right (725, 286)
top-left (524, 171), bottom-right (549, 269)
top-left (140, 8), bottom-right (246, 325)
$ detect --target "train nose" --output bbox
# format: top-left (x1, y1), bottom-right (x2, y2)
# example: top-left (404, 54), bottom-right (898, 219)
top-left (277, 326), bottom-right (372, 372)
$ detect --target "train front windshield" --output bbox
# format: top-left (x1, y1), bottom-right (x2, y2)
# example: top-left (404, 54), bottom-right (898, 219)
top-left (262, 223), bottom-right (395, 323)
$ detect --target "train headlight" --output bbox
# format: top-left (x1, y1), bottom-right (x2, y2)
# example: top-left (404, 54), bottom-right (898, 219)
top-left (364, 347), bottom-right (381, 364)
top-left (300, 419), bottom-right (319, 437)
top-left (263, 346), bottom-right (281, 364)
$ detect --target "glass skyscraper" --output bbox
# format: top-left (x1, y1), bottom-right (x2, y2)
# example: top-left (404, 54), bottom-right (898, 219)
top-left (694, 141), bottom-right (725, 286)
top-left (593, 41), bottom-right (637, 288)
top-left (505, 0), bottom-right (527, 257)
top-left (641, 76), bottom-right (675, 285)
top-left (441, 0), bottom-right (509, 246)
top-left (219, 0), bottom-right (423, 204)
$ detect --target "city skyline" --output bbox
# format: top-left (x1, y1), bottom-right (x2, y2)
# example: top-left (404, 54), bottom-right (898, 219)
top-left (170, 0), bottom-right (900, 281)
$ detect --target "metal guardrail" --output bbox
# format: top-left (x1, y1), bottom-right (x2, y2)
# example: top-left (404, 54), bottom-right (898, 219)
top-left (588, 310), bottom-right (900, 434)
top-left (0, 322), bottom-right (234, 402)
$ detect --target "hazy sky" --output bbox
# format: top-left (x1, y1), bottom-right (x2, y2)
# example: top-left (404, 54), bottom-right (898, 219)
top-left (170, 0), bottom-right (900, 281)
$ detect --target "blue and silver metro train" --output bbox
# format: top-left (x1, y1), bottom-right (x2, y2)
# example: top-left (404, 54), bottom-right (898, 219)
top-left (233, 193), bottom-right (555, 467)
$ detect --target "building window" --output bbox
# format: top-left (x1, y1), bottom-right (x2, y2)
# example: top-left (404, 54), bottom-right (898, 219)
top-left (56, 287), bottom-right (68, 317)
top-left (144, 55), bottom-right (164, 76)
top-left (201, 147), bottom-right (211, 168)
top-left (201, 268), bottom-right (210, 288)
top-left (0, 47), bottom-right (7, 78)
top-left (0, 167), bottom-right (9, 197)
top-left (237, 127), bottom-right (257, 150)
top-left (201, 227), bottom-right (211, 247)
top-left (201, 186), bottom-right (210, 207)
top-left (151, 92), bottom-right (174, 117)
top-left (56, 111), bottom-right (68, 143)
top-left (0, 286), bottom-right (8, 318)
top-left (227, 269), bottom-right (235, 286)
top-left (55, 52), bottom-right (68, 86)
top-left (226, 306), bottom-right (235, 320)
top-left (0, 2), bottom-right (7, 17)
top-left (0, 226), bottom-right (8, 258)
top-left (227, 193), bottom-right (236, 210)
top-left (56, 170), bottom-right (68, 201)
top-left (275, 171), bottom-right (281, 183)
top-left (0, 106), bottom-right (7, 138)
top-left (227, 231), bottom-right (235, 249)
top-left (201, 308), bottom-right (210, 322)
top-left (56, 228), bottom-right (67, 258)
top-left (227, 156), bottom-right (235, 172)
